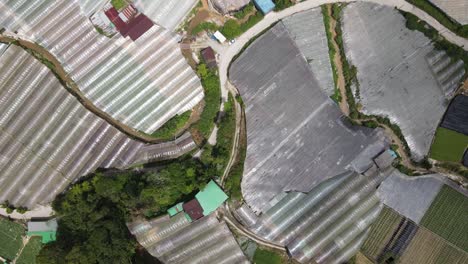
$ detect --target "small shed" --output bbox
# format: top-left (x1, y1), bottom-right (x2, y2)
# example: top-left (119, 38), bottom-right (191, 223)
top-left (253, 0), bottom-right (275, 14)
top-left (195, 180), bottom-right (228, 215)
top-left (211, 0), bottom-right (250, 14)
top-left (201, 47), bottom-right (217, 69)
top-left (213, 31), bottom-right (227, 43)
top-left (167, 202), bottom-right (184, 216)
top-left (27, 219), bottom-right (58, 244)
top-left (373, 149), bottom-right (397, 169)
top-left (183, 199), bottom-right (204, 221)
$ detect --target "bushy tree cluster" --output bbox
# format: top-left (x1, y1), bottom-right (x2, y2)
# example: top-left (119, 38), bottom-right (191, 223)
top-left (37, 158), bottom-right (211, 264)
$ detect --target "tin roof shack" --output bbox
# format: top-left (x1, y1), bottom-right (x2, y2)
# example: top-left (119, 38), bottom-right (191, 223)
top-left (183, 199), bottom-right (204, 221)
top-left (201, 47), bottom-right (217, 69)
top-left (27, 219), bottom-right (57, 243)
top-left (441, 95), bottom-right (468, 136)
top-left (211, 0), bottom-right (251, 14)
top-left (254, 0), bottom-right (275, 14)
top-left (373, 149), bottom-right (397, 169)
top-left (196, 180), bottom-right (228, 215)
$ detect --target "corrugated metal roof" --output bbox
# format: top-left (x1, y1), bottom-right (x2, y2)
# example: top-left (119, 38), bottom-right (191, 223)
top-left (183, 199), bottom-right (204, 220)
top-left (167, 202), bottom-right (184, 216)
top-left (195, 180), bottom-right (228, 215)
top-left (211, 0), bottom-right (250, 14)
top-left (253, 0), bottom-right (275, 14)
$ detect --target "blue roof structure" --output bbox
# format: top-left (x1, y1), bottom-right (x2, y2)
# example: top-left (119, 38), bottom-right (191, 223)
top-left (254, 0), bottom-right (275, 14)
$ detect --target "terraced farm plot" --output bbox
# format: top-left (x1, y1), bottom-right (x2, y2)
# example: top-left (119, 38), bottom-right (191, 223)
top-left (399, 226), bottom-right (468, 264)
top-left (0, 218), bottom-right (25, 260)
top-left (15, 237), bottom-right (42, 264)
top-left (430, 127), bottom-right (468, 163)
top-left (420, 185), bottom-right (468, 251)
top-left (360, 206), bottom-right (403, 260)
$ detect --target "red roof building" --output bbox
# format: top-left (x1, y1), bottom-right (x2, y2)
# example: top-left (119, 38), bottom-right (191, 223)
top-left (201, 47), bottom-right (217, 69)
top-left (183, 199), bottom-right (204, 221)
top-left (104, 6), bottom-right (154, 41)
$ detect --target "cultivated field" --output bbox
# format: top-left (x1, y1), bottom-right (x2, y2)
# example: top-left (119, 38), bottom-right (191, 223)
top-left (430, 127), bottom-right (468, 163)
top-left (420, 185), bottom-right (468, 251)
top-left (360, 206), bottom-right (403, 260)
top-left (15, 237), bottom-right (43, 264)
top-left (0, 218), bottom-right (25, 260)
top-left (399, 226), bottom-right (468, 264)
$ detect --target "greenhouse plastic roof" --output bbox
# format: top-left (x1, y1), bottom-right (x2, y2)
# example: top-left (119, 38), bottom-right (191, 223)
top-left (236, 169), bottom-right (394, 263)
top-left (441, 95), bottom-right (468, 136)
top-left (127, 214), bottom-right (248, 264)
top-left (195, 180), bottom-right (228, 215)
top-left (229, 22), bottom-right (389, 213)
top-left (377, 171), bottom-right (444, 223)
top-left (133, 0), bottom-right (198, 31)
top-left (342, 3), bottom-right (464, 160)
top-left (0, 0), bottom-right (204, 134)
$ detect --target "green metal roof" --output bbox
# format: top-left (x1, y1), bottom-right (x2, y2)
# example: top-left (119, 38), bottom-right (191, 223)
top-left (195, 180), bottom-right (228, 215)
top-left (167, 202), bottom-right (184, 216)
top-left (27, 231), bottom-right (56, 244)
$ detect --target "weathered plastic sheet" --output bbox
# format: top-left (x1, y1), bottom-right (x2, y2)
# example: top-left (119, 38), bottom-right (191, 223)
top-left (342, 3), bottom-right (464, 160)
top-left (0, 0), bottom-right (203, 134)
top-left (229, 22), bottom-right (388, 213)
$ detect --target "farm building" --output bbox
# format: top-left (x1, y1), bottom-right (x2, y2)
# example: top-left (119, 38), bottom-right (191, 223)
top-left (104, 4), bottom-right (154, 41)
top-left (0, 0), bottom-right (204, 134)
top-left (27, 219), bottom-right (57, 243)
top-left (441, 95), bottom-right (468, 136)
top-left (342, 3), bottom-right (464, 161)
top-left (196, 180), bottom-right (228, 215)
top-left (133, 0), bottom-right (198, 31)
top-left (211, 0), bottom-right (250, 14)
top-left (201, 47), bottom-right (217, 69)
top-left (373, 149), bottom-right (397, 169)
top-left (253, 0), bottom-right (275, 14)
top-left (230, 21), bottom-right (389, 213)
top-left (428, 0), bottom-right (468, 25)
top-left (127, 214), bottom-right (247, 263)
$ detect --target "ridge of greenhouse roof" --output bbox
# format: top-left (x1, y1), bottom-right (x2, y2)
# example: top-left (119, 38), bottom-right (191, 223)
top-left (195, 180), bottom-right (228, 215)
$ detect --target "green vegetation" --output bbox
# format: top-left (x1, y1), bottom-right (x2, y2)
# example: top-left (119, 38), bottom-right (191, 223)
top-left (221, 13), bottom-right (264, 40)
top-left (406, 0), bottom-right (468, 38)
top-left (192, 63), bottom-right (221, 141)
top-left (192, 22), bottom-right (220, 35)
top-left (437, 162), bottom-right (468, 180)
top-left (253, 247), bottom-right (284, 264)
top-left (430, 127), bottom-right (468, 162)
top-left (201, 95), bottom-right (236, 175)
top-left (234, 3), bottom-right (255, 19)
top-left (420, 185), bottom-right (468, 251)
top-left (273, 0), bottom-right (294, 11)
top-left (16, 237), bottom-right (43, 264)
top-left (221, 19), bottom-right (242, 39)
top-left (150, 111), bottom-right (191, 140)
top-left (321, 6), bottom-right (341, 104)
top-left (111, 0), bottom-right (127, 10)
top-left (0, 218), bottom-right (25, 260)
top-left (37, 158), bottom-right (212, 263)
top-left (361, 206), bottom-right (403, 259)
